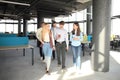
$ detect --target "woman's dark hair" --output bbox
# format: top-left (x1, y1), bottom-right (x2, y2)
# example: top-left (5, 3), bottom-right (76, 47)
top-left (52, 21), bottom-right (56, 27)
top-left (72, 22), bottom-right (81, 36)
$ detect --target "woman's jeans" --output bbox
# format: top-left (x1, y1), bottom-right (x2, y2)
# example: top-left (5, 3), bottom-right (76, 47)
top-left (42, 43), bottom-right (52, 57)
top-left (71, 45), bottom-right (81, 69)
top-left (42, 43), bottom-right (52, 71)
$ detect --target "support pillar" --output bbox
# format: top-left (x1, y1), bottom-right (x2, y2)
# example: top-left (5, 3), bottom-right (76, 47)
top-left (91, 0), bottom-right (111, 72)
top-left (18, 19), bottom-right (21, 36)
top-left (87, 6), bottom-right (92, 35)
top-left (37, 11), bottom-right (44, 47)
top-left (23, 18), bottom-right (27, 36)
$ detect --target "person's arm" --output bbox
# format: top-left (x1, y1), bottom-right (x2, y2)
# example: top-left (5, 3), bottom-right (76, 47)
top-left (65, 31), bottom-right (69, 49)
top-left (51, 31), bottom-right (55, 50)
top-left (53, 28), bottom-right (56, 40)
top-left (70, 32), bottom-right (73, 42)
top-left (36, 29), bottom-right (40, 41)
top-left (73, 32), bottom-right (83, 41)
top-left (51, 31), bottom-right (55, 46)
top-left (36, 28), bottom-right (44, 44)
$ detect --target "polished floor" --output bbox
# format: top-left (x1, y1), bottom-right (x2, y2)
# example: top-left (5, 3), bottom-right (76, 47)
top-left (0, 40), bottom-right (120, 80)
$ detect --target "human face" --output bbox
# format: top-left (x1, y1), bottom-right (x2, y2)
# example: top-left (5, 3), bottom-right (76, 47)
top-left (45, 24), bottom-right (50, 30)
top-left (73, 24), bottom-right (78, 30)
top-left (59, 24), bottom-right (64, 28)
top-left (53, 23), bottom-right (56, 27)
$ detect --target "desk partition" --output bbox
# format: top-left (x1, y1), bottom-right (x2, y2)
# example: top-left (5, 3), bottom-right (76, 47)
top-left (0, 37), bottom-right (28, 47)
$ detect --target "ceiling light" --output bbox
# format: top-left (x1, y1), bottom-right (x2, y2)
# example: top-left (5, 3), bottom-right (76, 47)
top-left (0, 0), bottom-right (30, 6)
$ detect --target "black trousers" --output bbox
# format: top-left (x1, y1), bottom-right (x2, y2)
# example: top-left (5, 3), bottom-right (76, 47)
top-left (39, 42), bottom-right (45, 60)
top-left (52, 40), bottom-right (57, 59)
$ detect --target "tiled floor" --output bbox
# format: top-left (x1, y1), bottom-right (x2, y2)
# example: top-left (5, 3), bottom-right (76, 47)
top-left (0, 40), bottom-right (120, 80)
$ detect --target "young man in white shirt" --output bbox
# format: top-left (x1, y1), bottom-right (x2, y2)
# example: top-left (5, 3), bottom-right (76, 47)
top-left (54, 21), bottom-right (69, 69)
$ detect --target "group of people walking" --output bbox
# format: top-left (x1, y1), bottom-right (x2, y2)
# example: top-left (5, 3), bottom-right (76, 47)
top-left (36, 21), bottom-right (83, 75)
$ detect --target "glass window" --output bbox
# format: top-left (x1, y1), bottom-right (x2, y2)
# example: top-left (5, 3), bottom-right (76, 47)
top-left (34, 24), bottom-right (37, 32)
top-left (21, 24), bottom-right (23, 32)
top-left (68, 23), bottom-right (73, 32)
top-left (112, 19), bottom-right (120, 35)
top-left (6, 24), bottom-right (14, 33)
top-left (55, 17), bottom-right (62, 22)
top-left (5, 19), bottom-right (13, 22)
top-left (13, 24), bottom-right (18, 33)
top-left (13, 20), bottom-right (18, 23)
top-left (62, 17), bottom-right (69, 22)
top-left (78, 22), bottom-right (87, 35)
top-left (68, 13), bottom-right (76, 21)
top-left (0, 24), bottom-right (5, 33)
top-left (44, 18), bottom-right (52, 23)
top-left (76, 10), bottom-right (86, 21)
top-left (0, 19), bottom-right (6, 22)
top-left (112, 0), bottom-right (120, 16)
top-left (28, 24), bottom-right (35, 33)
top-left (28, 19), bottom-right (35, 23)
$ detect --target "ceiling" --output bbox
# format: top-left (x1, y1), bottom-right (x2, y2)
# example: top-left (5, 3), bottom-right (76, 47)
top-left (0, 0), bottom-right (92, 20)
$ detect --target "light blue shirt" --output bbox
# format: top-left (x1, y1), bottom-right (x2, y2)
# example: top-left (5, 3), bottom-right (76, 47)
top-left (70, 32), bottom-right (83, 46)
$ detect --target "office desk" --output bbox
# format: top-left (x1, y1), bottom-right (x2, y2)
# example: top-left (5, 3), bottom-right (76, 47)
top-left (81, 41), bottom-right (91, 56)
top-left (0, 45), bottom-right (34, 65)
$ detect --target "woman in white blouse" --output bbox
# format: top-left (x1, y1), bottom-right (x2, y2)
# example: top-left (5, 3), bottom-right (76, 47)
top-left (40, 23), bottom-right (55, 75)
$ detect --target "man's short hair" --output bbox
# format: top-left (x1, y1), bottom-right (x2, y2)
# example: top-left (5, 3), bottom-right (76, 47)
top-left (59, 21), bottom-right (65, 25)
top-left (53, 21), bottom-right (56, 24)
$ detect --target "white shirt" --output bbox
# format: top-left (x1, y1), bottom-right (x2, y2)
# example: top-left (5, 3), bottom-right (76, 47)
top-left (54, 27), bottom-right (69, 48)
top-left (36, 28), bottom-right (42, 41)
top-left (36, 28), bottom-right (55, 46)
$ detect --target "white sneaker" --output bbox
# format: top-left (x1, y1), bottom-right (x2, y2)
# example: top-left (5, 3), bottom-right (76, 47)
top-left (42, 60), bottom-right (45, 63)
top-left (76, 68), bottom-right (81, 74)
top-left (40, 57), bottom-right (43, 60)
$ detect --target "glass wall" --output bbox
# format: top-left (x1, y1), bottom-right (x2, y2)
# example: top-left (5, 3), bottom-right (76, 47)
top-left (0, 24), bottom-right (5, 33)
top-left (44, 9), bottom-right (87, 34)
top-left (0, 18), bottom-right (37, 33)
top-left (27, 18), bottom-right (37, 33)
top-left (111, 0), bottom-right (120, 35)
top-left (1, 1), bottom-right (120, 36)
top-left (0, 19), bottom-right (18, 33)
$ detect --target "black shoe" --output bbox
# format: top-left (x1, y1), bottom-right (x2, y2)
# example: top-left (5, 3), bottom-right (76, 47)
top-left (62, 66), bottom-right (66, 70)
top-left (58, 64), bottom-right (61, 67)
top-left (46, 71), bottom-right (50, 75)
top-left (52, 58), bottom-right (55, 60)
top-left (62, 66), bottom-right (66, 68)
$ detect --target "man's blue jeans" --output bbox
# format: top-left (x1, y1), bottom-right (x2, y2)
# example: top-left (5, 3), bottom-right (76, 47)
top-left (71, 45), bottom-right (81, 68)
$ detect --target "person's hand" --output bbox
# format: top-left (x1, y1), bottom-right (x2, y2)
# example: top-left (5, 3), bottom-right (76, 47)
top-left (66, 47), bottom-right (69, 51)
top-left (53, 46), bottom-right (55, 50)
top-left (56, 34), bottom-right (61, 40)
top-left (41, 41), bottom-right (44, 45)
top-left (73, 37), bottom-right (79, 40)
top-left (40, 41), bottom-right (44, 47)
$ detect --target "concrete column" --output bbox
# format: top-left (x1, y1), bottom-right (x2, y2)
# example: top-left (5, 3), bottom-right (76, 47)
top-left (37, 11), bottom-right (44, 47)
top-left (37, 11), bottom-right (44, 28)
top-left (87, 6), bottom-right (92, 35)
top-left (91, 0), bottom-right (111, 72)
top-left (23, 18), bottom-right (27, 36)
top-left (18, 19), bottom-right (21, 36)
